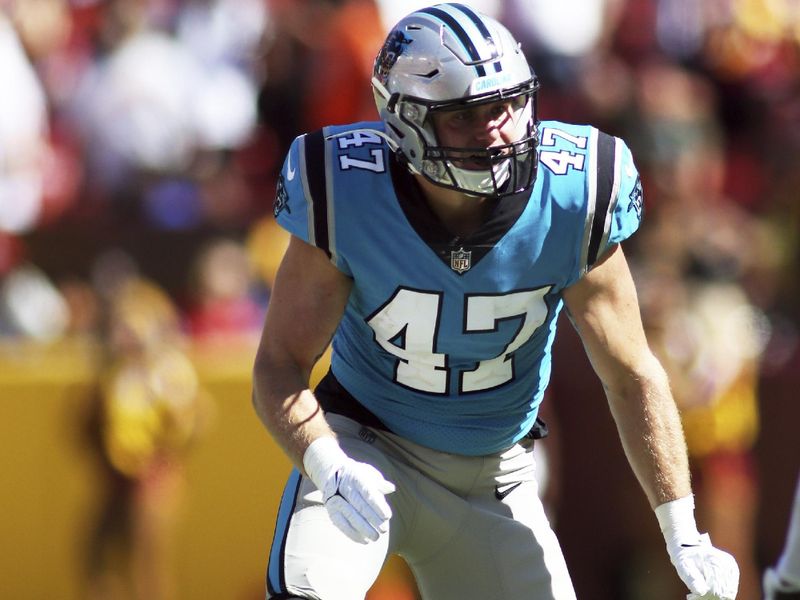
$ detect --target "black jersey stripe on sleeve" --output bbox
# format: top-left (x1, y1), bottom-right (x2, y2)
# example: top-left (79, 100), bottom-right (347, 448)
top-left (586, 132), bottom-right (617, 269)
top-left (303, 129), bottom-right (332, 259)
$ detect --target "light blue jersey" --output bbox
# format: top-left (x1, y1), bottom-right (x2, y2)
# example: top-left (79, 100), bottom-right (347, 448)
top-left (273, 120), bottom-right (643, 456)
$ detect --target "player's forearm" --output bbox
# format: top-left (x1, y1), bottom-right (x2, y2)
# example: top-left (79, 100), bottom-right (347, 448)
top-left (252, 357), bottom-right (335, 472)
top-left (605, 354), bottom-right (692, 508)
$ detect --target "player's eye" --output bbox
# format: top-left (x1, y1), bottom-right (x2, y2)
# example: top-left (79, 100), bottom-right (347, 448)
top-left (490, 103), bottom-right (508, 116)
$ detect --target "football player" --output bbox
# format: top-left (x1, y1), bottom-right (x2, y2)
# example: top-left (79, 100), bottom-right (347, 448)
top-left (252, 4), bottom-right (739, 599)
top-left (765, 472), bottom-right (800, 599)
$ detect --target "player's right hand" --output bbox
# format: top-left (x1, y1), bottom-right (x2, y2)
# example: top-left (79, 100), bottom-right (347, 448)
top-left (303, 436), bottom-right (395, 544)
top-left (321, 460), bottom-right (395, 543)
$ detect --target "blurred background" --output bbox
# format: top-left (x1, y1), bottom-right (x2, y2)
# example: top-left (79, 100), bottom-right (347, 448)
top-left (0, 0), bottom-right (798, 598)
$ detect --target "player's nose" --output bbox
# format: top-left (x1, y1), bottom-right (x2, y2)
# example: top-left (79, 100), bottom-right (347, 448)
top-left (471, 117), bottom-right (503, 146)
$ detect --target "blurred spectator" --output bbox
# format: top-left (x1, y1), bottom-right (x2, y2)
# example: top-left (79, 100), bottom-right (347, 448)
top-left (505, 0), bottom-right (619, 61)
top-left (58, 275), bottom-right (103, 337)
top-left (65, 0), bottom-right (263, 227)
top-left (376, 0), bottom-right (500, 32)
top-left (0, 231), bottom-right (25, 276)
top-left (503, 0), bottom-right (627, 120)
top-left (0, 12), bottom-right (49, 233)
top-left (74, 27), bottom-right (220, 172)
top-left (175, 0), bottom-right (268, 73)
top-left (301, 0), bottom-right (384, 130)
top-left (244, 215), bottom-right (289, 290)
top-left (83, 275), bottom-right (212, 600)
top-left (259, 0), bottom-right (385, 137)
top-left (185, 236), bottom-right (265, 340)
top-left (0, 260), bottom-right (70, 341)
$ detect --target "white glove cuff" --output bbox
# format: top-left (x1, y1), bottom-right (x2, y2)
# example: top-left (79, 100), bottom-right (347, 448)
top-left (655, 495), bottom-right (701, 543)
top-left (303, 436), bottom-right (348, 491)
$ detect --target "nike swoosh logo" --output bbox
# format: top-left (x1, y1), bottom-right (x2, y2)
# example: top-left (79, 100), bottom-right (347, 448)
top-left (494, 482), bottom-right (522, 500)
top-left (286, 151), bottom-right (296, 181)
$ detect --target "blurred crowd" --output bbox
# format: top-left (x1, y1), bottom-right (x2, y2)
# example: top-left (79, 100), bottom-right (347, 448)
top-left (2, 0), bottom-right (796, 350)
top-left (1, 0), bottom-right (799, 599)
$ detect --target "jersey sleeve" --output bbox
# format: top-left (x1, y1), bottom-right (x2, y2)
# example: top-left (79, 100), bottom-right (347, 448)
top-left (585, 134), bottom-right (644, 269)
top-left (607, 140), bottom-right (643, 247)
top-left (272, 129), bottom-right (352, 275)
top-left (273, 134), bottom-right (313, 244)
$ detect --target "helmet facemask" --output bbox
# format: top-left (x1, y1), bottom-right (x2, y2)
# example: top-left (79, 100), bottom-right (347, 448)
top-left (421, 83), bottom-right (539, 197)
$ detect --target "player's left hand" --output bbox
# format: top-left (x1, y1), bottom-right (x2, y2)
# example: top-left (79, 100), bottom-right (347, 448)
top-left (665, 533), bottom-right (739, 600)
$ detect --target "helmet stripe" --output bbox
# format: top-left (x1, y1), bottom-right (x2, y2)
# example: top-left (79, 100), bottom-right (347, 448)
top-left (448, 3), bottom-right (500, 60)
top-left (418, 6), bottom-right (487, 77)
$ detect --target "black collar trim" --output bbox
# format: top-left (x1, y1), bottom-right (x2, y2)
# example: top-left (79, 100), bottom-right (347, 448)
top-left (389, 156), bottom-right (531, 273)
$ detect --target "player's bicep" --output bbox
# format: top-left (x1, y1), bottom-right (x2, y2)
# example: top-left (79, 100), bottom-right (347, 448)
top-left (256, 235), bottom-right (351, 377)
top-left (562, 244), bottom-right (655, 392)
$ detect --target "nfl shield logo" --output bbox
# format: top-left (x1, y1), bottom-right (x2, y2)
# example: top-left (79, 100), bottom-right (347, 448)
top-left (450, 247), bottom-right (472, 274)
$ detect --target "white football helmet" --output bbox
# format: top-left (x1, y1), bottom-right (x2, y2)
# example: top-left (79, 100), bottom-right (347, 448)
top-left (372, 3), bottom-right (539, 197)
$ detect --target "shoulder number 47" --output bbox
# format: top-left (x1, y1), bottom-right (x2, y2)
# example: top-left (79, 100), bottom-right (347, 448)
top-left (539, 127), bottom-right (587, 175)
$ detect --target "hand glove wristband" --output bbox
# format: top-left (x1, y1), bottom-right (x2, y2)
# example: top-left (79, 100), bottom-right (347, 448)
top-left (654, 494), bottom-right (702, 544)
top-left (303, 436), bottom-right (348, 491)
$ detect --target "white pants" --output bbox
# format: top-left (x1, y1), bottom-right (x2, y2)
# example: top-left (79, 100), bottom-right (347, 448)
top-left (266, 414), bottom-right (576, 600)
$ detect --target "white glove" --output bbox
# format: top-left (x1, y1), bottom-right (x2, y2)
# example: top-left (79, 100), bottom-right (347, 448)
top-left (655, 496), bottom-right (739, 600)
top-left (303, 436), bottom-right (395, 544)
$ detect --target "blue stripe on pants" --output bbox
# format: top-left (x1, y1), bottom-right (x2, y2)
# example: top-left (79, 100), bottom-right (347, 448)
top-left (267, 469), bottom-right (303, 596)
